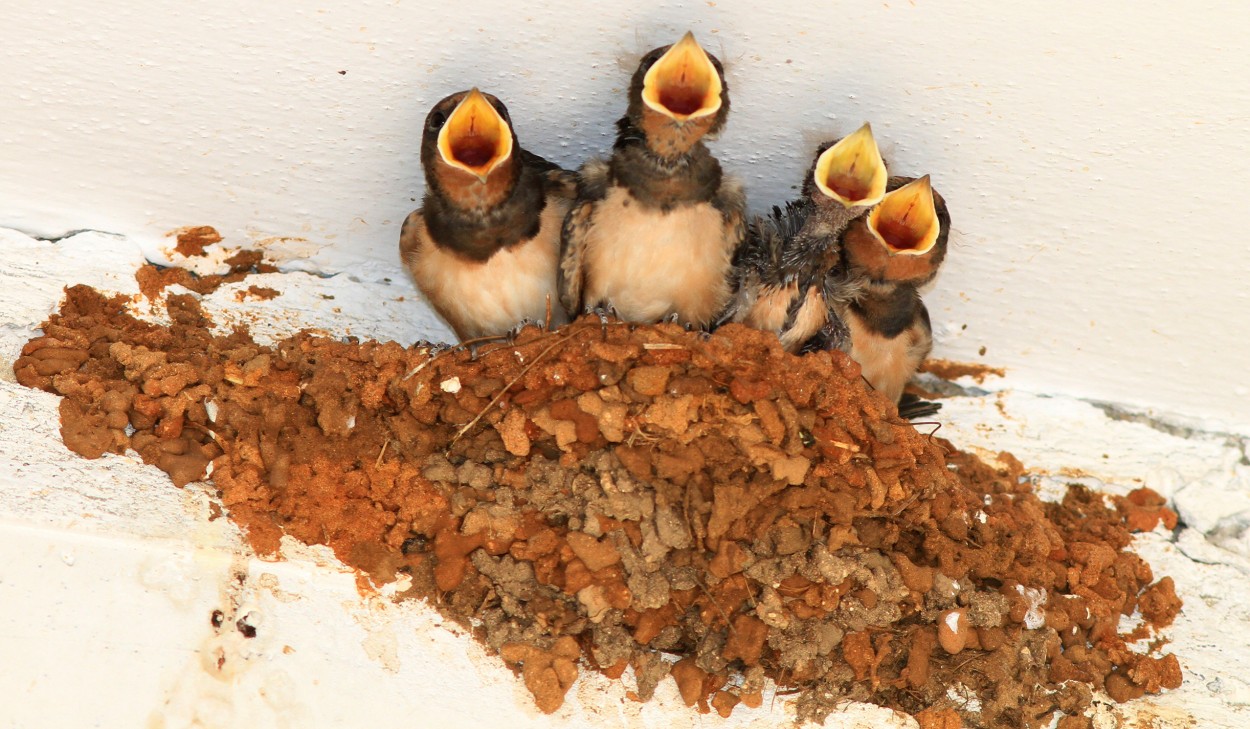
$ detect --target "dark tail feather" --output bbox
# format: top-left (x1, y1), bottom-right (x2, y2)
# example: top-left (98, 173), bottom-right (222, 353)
top-left (898, 393), bottom-right (942, 420)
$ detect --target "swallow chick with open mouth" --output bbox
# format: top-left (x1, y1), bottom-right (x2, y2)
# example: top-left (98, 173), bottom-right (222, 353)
top-left (400, 88), bottom-right (575, 342)
top-left (560, 31), bottom-right (746, 328)
top-left (838, 174), bottom-right (950, 407)
top-left (725, 123), bottom-right (887, 353)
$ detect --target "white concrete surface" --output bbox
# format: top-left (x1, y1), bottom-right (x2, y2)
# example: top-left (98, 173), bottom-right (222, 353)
top-left (2, 229), bottom-right (1249, 727)
top-left (2, 0), bottom-right (1248, 427)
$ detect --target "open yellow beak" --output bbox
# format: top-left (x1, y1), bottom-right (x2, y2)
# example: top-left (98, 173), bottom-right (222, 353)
top-left (436, 88), bottom-right (514, 181)
top-left (641, 31), bottom-right (723, 122)
top-left (867, 176), bottom-right (941, 256)
top-left (813, 123), bottom-right (887, 208)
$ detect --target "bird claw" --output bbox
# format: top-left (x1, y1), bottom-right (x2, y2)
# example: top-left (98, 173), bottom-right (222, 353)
top-left (583, 305), bottom-right (618, 339)
top-left (401, 340), bottom-right (455, 380)
top-left (586, 305), bottom-right (618, 323)
top-left (507, 318), bottom-right (541, 340)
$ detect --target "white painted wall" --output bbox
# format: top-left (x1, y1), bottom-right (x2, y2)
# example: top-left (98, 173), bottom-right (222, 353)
top-left (2, 0), bottom-right (1248, 427)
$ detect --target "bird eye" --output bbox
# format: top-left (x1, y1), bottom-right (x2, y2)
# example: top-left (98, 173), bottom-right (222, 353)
top-left (639, 48), bottom-right (665, 73)
top-left (428, 110), bottom-right (447, 131)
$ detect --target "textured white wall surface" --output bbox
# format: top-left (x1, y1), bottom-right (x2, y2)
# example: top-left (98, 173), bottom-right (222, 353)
top-left (6, 4), bottom-right (1250, 723)
top-left (2, 0), bottom-right (1249, 428)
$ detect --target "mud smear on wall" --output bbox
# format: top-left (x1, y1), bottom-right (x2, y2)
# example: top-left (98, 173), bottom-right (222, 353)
top-left (18, 284), bottom-right (1182, 728)
top-left (135, 251), bottom-right (278, 303)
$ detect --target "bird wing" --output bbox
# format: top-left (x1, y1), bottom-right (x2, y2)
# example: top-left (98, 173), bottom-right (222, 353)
top-left (711, 173), bottom-right (748, 259)
top-left (519, 147), bottom-right (561, 176)
top-left (558, 201), bottom-right (592, 316)
top-left (717, 198), bottom-right (814, 330)
top-left (558, 158), bottom-right (611, 316)
top-left (397, 209), bottom-right (425, 269)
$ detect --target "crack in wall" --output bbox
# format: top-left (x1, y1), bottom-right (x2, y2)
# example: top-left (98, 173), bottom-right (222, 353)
top-left (1089, 400), bottom-right (1250, 462)
top-left (9, 226), bottom-right (126, 243)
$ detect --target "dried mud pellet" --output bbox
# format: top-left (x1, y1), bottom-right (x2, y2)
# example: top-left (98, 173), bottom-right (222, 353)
top-left (58, 398), bottom-right (118, 459)
top-left (577, 585), bottom-right (612, 622)
top-left (770, 455), bottom-right (810, 486)
top-left (752, 399), bottom-right (785, 445)
top-left (531, 406), bottom-right (578, 448)
top-left (634, 603), bottom-right (676, 645)
top-left (905, 627), bottom-right (936, 688)
top-left (670, 658), bottom-right (707, 707)
top-left (596, 402), bottom-right (629, 443)
top-left (495, 408), bottom-right (531, 457)
top-left (777, 574), bottom-right (813, 597)
top-left (711, 690), bottom-right (739, 718)
top-left (625, 365), bottom-right (671, 397)
top-left (603, 580), bottom-right (632, 610)
top-left (1156, 653), bottom-right (1183, 690)
top-left (590, 341), bottom-right (640, 364)
top-left (1104, 671), bottom-right (1145, 703)
top-left (642, 395), bottom-right (693, 434)
top-left (977, 625), bottom-right (1007, 650)
top-left (563, 558), bottom-right (593, 594)
top-left (602, 658), bottom-right (629, 680)
top-left (97, 388), bottom-right (130, 413)
top-left (790, 602), bottom-right (821, 620)
top-left (721, 614), bottom-right (768, 666)
top-left (548, 399), bottom-right (599, 444)
top-left (614, 446), bottom-right (652, 481)
top-left (1046, 603), bottom-right (1074, 632)
top-left (1126, 486), bottom-right (1166, 507)
top-left (825, 524), bottom-right (857, 550)
top-left (890, 553), bottom-right (934, 594)
top-left (1137, 577), bottom-right (1181, 628)
top-left (938, 608), bottom-right (969, 655)
top-left (728, 376), bottom-right (772, 404)
top-left (157, 437), bottom-right (189, 455)
top-left (131, 393), bottom-right (163, 419)
top-left (501, 641), bottom-right (580, 715)
top-left (433, 530), bottom-right (483, 591)
top-left (155, 413), bottom-right (185, 439)
top-left (841, 631), bottom-right (875, 681)
top-left (708, 540), bottom-right (748, 579)
top-left (158, 451), bottom-right (210, 487)
top-left (851, 588), bottom-right (878, 609)
top-left (913, 707), bottom-right (962, 729)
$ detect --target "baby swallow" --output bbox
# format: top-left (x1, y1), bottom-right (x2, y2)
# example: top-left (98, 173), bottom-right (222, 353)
top-left (400, 88), bottom-right (575, 342)
top-left (838, 175), bottom-right (950, 406)
top-left (560, 32), bottom-right (746, 328)
top-left (725, 124), bottom-right (887, 353)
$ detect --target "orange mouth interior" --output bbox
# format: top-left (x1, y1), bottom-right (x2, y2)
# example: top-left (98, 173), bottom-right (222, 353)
top-left (868, 176), bottom-right (941, 255)
top-left (813, 123), bottom-right (887, 208)
top-left (437, 88), bottom-right (513, 179)
top-left (642, 32), bottom-right (723, 121)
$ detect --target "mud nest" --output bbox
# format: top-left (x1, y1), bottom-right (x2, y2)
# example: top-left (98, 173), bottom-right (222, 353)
top-left (18, 283), bottom-right (1183, 728)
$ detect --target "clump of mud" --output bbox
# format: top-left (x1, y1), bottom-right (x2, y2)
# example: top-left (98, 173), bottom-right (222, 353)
top-left (169, 225), bottom-right (224, 258)
top-left (17, 285), bottom-right (1182, 728)
top-left (136, 248), bottom-right (278, 302)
